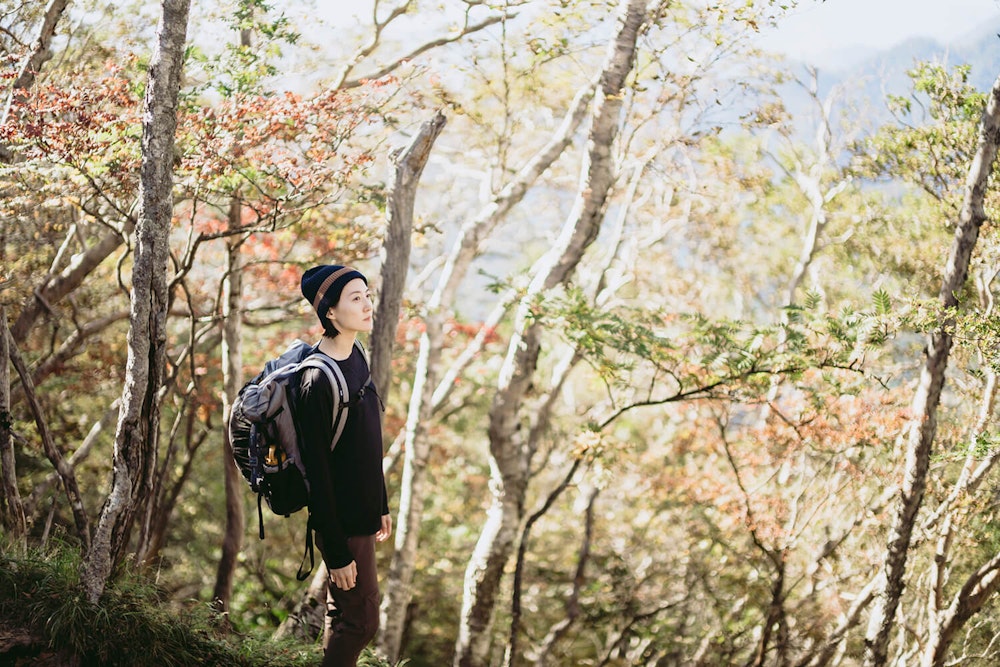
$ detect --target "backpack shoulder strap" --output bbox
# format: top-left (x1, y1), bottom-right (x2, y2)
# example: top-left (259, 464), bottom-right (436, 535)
top-left (353, 338), bottom-right (369, 362)
top-left (353, 338), bottom-right (373, 388)
top-left (298, 354), bottom-right (351, 451)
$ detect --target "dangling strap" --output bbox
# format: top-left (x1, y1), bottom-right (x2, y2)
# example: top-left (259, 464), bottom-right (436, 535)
top-left (296, 522), bottom-right (315, 581)
top-left (257, 493), bottom-right (266, 540)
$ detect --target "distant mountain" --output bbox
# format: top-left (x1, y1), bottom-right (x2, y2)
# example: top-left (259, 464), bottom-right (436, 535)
top-left (772, 22), bottom-right (1000, 136)
top-left (953, 25), bottom-right (1000, 91)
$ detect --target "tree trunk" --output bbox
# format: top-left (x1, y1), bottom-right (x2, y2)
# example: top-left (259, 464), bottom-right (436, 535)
top-left (80, 0), bottom-right (191, 603)
top-left (453, 1), bottom-right (647, 664)
top-left (370, 110), bottom-right (446, 406)
top-left (923, 551), bottom-right (1000, 667)
top-left (456, 480), bottom-right (529, 667)
top-left (0, 308), bottom-right (27, 542)
top-left (212, 195), bottom-right (247, 614)
top-left (274, 563), bottom-right (329, 642)
top-left (863, 70), bottom-right (1000, 666)
top-left (379, 75), bottom-right (597, 665)
top-left (373, 113), bottom-right (447, 646)
top-left (379, 314), bottom-right (442, 661)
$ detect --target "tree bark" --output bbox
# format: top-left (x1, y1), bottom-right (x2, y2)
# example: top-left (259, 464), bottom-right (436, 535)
top-left (370, 109), bottom-right (446, 653)
top-left (274, 564), bottom-right (329, 642)
top-left (923, 551), bottom-right (1000, 667)
top-left (3, 0), bottom-right (68, 103)
top-left (0, 308), bottom-right (27, 542)
top-left (863, 70), bottom-right (1000, 666)
top-left (453, 1), bottom-right (648, 664)
top-left (378, 77), bottom-right (598, 663)
top-left (372, 112), bottom-right (447, 656)
top-left (370, 110), bottom-right (447, 405)
top-left (80, 0), bottom-right (191, 603)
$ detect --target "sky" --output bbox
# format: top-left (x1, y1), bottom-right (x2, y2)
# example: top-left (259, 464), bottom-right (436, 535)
top-left (757, 0), bottom-right (1000, 67)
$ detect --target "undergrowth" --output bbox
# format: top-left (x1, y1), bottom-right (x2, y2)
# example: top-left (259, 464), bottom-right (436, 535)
top-left (0, 542), bottom-right (394, 666)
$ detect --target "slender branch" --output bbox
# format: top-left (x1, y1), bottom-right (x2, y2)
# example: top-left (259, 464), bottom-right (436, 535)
top-left (505, 458), bottom-right (586, 665)
top-left (0, 308), bottom-right (26, 541)
top-left (531, 487), bottom-right (600, 667)
top-left (23, 400), bottom-right (119, 520)
top-left (6, 324), bottom-right (91, 548)
top-left (335, 9), bottom-right (515, 90)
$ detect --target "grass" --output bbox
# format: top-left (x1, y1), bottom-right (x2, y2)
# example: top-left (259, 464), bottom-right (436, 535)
top-left (0, 542), bottom-right (396, 666)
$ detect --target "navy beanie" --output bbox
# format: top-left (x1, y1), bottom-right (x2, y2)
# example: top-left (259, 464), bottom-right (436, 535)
top-left (301, 265), bottom-right (367, 329)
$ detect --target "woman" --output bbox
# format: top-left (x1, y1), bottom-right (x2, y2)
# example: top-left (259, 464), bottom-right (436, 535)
top-left (297, 264), bottom-right (392, 667)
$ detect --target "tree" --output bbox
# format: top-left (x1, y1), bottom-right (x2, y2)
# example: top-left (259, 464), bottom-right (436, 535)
top-left (453, 0), bottom-right (648, 663)
top-left (863, 69), bottom-right (1000, 667)
top-left (80, 0), bottom-right (191, 603)
top-left (377, 45), bottom-right (598, 667)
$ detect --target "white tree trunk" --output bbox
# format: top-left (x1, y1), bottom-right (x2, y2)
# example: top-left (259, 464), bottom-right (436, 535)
top-left (378, 79), bottom-right (596, 664)
top-left (453, 0), bottom-right (648, 664)
top-left (863, 70), bottom-right (1000, 666)
top-left (81, 0), bottom-right (191, 603)
top-left (370, 111), bottom-right (446, 403)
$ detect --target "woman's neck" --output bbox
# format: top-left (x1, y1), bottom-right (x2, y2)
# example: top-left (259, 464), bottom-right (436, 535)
top-left (319, 333), bottom-right (357, 360)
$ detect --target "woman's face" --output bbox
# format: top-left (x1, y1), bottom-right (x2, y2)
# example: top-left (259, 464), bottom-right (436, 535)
top-left (327, 278), bottom-right (374, 335)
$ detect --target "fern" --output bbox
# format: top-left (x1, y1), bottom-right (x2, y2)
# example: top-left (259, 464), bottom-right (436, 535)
top-left (804, 290), bottom-right (822, 309)
top-left (873, 289), bottom-right (892, 315)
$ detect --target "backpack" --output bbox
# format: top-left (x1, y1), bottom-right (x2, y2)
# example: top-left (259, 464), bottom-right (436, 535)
top-left (229, 338), bottom-right (367, 580)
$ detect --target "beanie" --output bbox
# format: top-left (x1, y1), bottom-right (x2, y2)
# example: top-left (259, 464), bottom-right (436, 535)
top-left (300, 265), bottom-right (368, 329)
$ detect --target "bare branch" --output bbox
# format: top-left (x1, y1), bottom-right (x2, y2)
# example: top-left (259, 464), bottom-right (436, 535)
top-left (334, 7), bottom-right (516, 90)
top-left (6, 322), bottom-right (91, 548)
top-left (23, 400), bottom-right (119, 520)
top-left (0, 307), bottom-right (26, 541)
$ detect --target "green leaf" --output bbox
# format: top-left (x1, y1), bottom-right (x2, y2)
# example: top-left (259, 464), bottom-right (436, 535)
top-left (803, 290), bottom-right (822, 310)
top-left (873, 289), bottom-right (892, 315)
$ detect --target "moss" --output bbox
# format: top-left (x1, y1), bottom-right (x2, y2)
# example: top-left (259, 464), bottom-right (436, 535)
top-left (0, 541), bottom-right (395, 666)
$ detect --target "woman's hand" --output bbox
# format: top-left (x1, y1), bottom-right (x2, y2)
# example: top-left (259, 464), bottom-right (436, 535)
top-left (330, 561), bottom-right (358, 590)
top-left (376, 514), bottom-right (392, 542)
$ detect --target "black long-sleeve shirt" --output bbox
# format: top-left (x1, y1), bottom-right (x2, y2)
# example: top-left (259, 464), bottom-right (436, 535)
top-left (294, 344), bottom-right (388, 569)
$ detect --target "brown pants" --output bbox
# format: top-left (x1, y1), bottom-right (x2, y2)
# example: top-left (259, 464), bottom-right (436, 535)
top-left (319, 534), bottom-right (380, 667)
